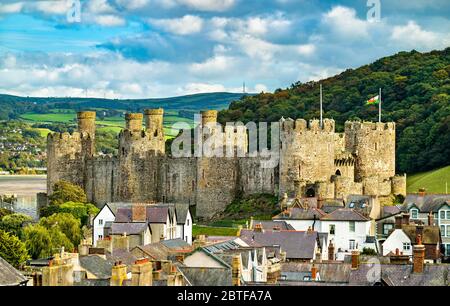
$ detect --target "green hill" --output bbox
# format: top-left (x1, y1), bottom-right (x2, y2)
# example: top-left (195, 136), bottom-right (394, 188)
top-left (219, 48), bottom-right (450, 174)
top-left (407, 166), bottom-right (450, 194)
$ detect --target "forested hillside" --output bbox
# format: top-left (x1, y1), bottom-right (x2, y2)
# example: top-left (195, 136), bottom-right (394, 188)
top-left (219, 48), bottom-right (450, 174)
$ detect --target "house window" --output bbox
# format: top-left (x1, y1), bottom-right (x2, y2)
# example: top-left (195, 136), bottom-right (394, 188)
top-left (99, 219), bottom-right (103, 225)
top-left (447, 225), bottom-right (450, 237)
top-left (440, 211), bottom-right (446, 220)
top-left (186, 219), bottom-right (189, 226)
top-left (185, 236), bottom-right (188, 242)
top-left (329, 224), bottom-right (335, 235)
top-left (98, 235), bottom-right (103, 240)
top-left (441, 225), bottom-right (446, 237)
top-left (383, 224), bottom-right (394, 235)
top-left (349, 221), bottom-right (355, 233)
top-left (446, 244), bottom-right (450, 256)
top-left (403, 242), bottom-right (411, 251)
top-left (349, 240), bottom-right (356, 250)
top-left (447, 211), bottom-right (450, 220)
top-left (410, 209), bottom-right (418, 219)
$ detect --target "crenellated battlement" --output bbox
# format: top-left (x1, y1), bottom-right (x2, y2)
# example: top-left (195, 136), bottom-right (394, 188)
top-left (345, 121), bottom-right (395, 132)
top-left (281, 117), bottom-right (335, 133)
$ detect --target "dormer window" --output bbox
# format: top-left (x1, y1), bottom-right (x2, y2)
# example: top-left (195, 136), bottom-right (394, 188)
top-left (411, 209), bottom-right (419, 219)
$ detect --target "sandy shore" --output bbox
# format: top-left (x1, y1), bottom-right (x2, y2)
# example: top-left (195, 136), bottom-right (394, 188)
top-left (0, 175), bottom-right (47, 196)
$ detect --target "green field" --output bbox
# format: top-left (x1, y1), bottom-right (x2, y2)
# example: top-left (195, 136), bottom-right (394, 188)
top-left (21, 113), bottom-right (76, 123)
top-left (407, 166), bottom-right (450, 194)
top-left (35, 128), bottom-right (53, 137)
top-left (192, 225), bottom-right (238, 237)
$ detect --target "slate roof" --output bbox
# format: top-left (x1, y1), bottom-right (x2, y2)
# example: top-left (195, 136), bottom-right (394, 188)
top-left (134, 243), bottom-right (170, 260)
top-left (320, 208), bottom-right (370, 221)
top-left (104, 202), bottom-right (132, 215)
top-left (178, 266), bottom-right (232, 286)
top-left (115, 207), bottom-right (132, 223)
top-left (160, 239), bottom-right (192, 252)
top-left (203, 239), bottom-right (242, 254)
top-left (252, 220), bottom-right (295, 230)
top-left (383, 205), bottom-right (401, 217)
top-left (146, 206), bottom-right (170, 223)
top-left (78, 255), bottom-right (114, 279)
top-left (402, 194), bottom-right (450, 213)
top-left (282, 262), bottom-right (352, 283)
top-left (401, 225), bottom-right (441, 245)
top-left (111, 222), bottom-right (148, 235)
top-left (0, 256), bottom-right (28, 286)
top-left (274, 207), bottom-right (325, 220)
top-left (239, 229), bottom-right (318, 260)
top-left (174, 203), bottom-right (190, 224)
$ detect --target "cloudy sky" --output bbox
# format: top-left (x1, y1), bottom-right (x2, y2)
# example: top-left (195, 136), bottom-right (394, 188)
top-left (0, 0), bottom-right (449, 98)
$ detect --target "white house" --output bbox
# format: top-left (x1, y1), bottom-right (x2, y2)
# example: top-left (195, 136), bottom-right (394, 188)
top-left (382, 228), bottom-right (412, 257)
top-left (175, 204), bottom-right (193, 245)
top-left (92, 204), bottom-right (115, 246)
top-left (274, 207), bottom-right (373, 256)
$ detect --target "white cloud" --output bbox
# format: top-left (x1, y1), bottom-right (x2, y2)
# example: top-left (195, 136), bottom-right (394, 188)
top-left (323, 6), bottom-right (369, 39)
top-left (177, 0), bottom-right (235, 12)
top-left (149, 15), bottom-right (204, 35)
top-left (94, 14), bottom-right (126, 27)
top-left (0, 2), bottom-right (24, 14)
top-left (115, 0), bottom-right (150, 10)
top-left (87, 0), bottom-right (116, 14)
top-left (297, 44), bottom-right (315, 56)
top-left (390, 21), bottom-right (449, 49)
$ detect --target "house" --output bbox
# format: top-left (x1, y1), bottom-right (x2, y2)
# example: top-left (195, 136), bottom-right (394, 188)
top-left (131, 239), bottom-right (193, 261)
top-left (401, 194), bottom-right (450, 256)
top-left (375, 205), bottom-right (402, 241)
top-left (110, 222), bottom-right (152, 250)
top-left (174, 204), bottom-right (193, 244)
top-left (382, 214), bottom-right (442, 262)
top-left (249, 219), bottom-right (295, 231)
top-left (93, 204), bottom-right (116, 246)
top-left (274, 207), bottom-right (372, 257)
top-left (75, 255), bottom-right (115, 286)
top-left (239, 227), bottom-right (326, 262)
top-left (0, 255), bottom-right (28, 286)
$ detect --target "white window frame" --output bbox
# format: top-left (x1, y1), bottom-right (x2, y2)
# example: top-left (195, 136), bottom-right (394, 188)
top-left (349, 240), bottom-right (356, 250)
top-left (403, 242), bottom-right (411, 251)
top-left (349, 221), bottom-right (356, 233)
top-left (383, 223), bottom-right (394, 235)
top-left (447, 225), bottom-right (450, 238)
top-left (447, 211), bottom-right (450, 220)
top-left (440, 210), bottom-right (446, 220)
top-left (441, 225), bottom-right (446, 237)
top-left (99, 219), bottom-right (103, 225)
top-left (329, 224), bottom-right (336, 235)
top-left (410, 209), bottom-right (419, 219)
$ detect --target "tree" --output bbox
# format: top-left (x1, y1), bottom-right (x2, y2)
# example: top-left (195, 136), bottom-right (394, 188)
top-left (41, 202), bottom-right (99, 226)
top-left (0, 208), bottom-right (13, 219)
top-left (0, 213), bottom-right (32, 239)
top-left (0, 230), bottom-right (29, 267)
top-left (23, 224), bottom-right (74, 259)
top-left (39, 213), bottom-right (81, 247)
top-left (48, 180), bottom-right (87, 205)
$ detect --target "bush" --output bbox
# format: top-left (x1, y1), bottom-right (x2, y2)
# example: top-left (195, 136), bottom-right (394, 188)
top-left (0, 229), bottom-right (29, 267)
top-left (361, 247), bottom-right (377, 256)
top-left (49, 180), bottom-right (87, 205)
top-left (0, 213), bottom-right (32, 239)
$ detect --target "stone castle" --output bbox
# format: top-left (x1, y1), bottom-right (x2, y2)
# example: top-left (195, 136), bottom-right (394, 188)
top-left (47, 109), bottom-right (406, 219)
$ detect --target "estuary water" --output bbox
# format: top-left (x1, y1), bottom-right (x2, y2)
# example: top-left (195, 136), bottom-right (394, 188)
top-left (0, 175), bottom-right (46, 219)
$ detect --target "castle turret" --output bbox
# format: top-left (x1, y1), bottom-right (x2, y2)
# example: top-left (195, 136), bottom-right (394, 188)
top-left (144, 108), bottom-right (164, 138)
top-left (77, 111), bottom-right (96, 137)
top-left (125, 113), bottom-right (143, 132)
top-left (201, 110), bottom-right (218, 126)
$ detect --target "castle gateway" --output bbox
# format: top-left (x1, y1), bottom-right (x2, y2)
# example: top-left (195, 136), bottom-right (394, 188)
top-left (47, 110), bottom-right (406, 219)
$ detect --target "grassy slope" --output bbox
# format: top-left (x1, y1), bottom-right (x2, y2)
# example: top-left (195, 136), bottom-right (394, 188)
top-left (407, 165), bottom-right (450, 193)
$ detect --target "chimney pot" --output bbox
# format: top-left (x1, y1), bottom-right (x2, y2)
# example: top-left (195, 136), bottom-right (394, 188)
top-left (311, 264), bottom-right (318, 281)
top-left (351, 250), bottom-right (360, 270)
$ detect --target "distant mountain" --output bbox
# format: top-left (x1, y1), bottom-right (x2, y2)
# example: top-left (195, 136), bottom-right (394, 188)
top-left (219, 47), bottom-right (450, 174)
top-left (0, 92), bottom-right (250, 119)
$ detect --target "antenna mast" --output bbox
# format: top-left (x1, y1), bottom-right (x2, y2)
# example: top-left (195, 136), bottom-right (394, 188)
top-left (320, 84), bottom-right (323, 128)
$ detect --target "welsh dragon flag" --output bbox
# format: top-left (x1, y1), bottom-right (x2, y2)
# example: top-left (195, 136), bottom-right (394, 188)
top-left (366, 95), bottom-right (380, 105)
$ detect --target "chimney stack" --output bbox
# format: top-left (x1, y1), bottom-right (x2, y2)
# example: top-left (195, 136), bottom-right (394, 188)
top-left (232, 255), bottom-right (241, 286)
top-left (418, 188), bottom-right (426, 197)
top-left (395, 215), bottom-right (403, 229)
top-left (402, 213), bottom-right (410, 225)
top-left (111, 262), bottom-right (127, 286)
top-left (416, 224), bottom-right (424, 241)
top-left (351, 250), bottom-right (360, 270)
top-left (428, 212), bottom-right (434, 226)
top-left (131, 259), bottom-right (152, 286)
top-left (132, 204), bottom-right (147, 222)
top-left (254, 223), bottom-right (263, 233)
top-left (413, 234), bottom-right (425, 273)
top-left (328, 240), bottom-right (335, 261)
top-left (311, 264), bottom-right (318, 281)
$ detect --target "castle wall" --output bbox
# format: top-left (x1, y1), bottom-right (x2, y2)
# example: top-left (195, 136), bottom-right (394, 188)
top-left (239, 157), bottom-right (276, 195)
top-left (162, 157), bottom-right (197, 205)
top-left (86, 155), bottom-right (117, 205)
top-left (279, 118), bottom-right (336, 197)
top-left (345, 121), bottom-right (395, 181)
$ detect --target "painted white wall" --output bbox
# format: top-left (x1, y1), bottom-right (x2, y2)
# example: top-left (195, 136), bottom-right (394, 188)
top-left (93, 205), bottom-right (115, 246)
top-left (279, 219), bottom-right (321, 231)
top-left (319, 221), bottom-right (371, 253)
top-left (382, 229), bottom-right (412, 256)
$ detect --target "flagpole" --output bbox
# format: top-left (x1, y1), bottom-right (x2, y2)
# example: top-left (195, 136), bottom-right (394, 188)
top-left (320, 84), bottom-right (323, 128)
top-left (379, 87), bottom-right (382, 123)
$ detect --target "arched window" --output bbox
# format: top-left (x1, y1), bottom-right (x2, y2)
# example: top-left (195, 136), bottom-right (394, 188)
top-left (335, 169), bottom-right (341, 176)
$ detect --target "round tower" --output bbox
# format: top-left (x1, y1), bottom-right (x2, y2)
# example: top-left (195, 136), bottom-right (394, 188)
top-left (201, 110), bottom-right (218, 126)
top-left (144, 109), bottom-right (164, 137)
top-left (125, 113), bottom-right (143, 132)
top-left (77, 111), bottom-right (96, 137)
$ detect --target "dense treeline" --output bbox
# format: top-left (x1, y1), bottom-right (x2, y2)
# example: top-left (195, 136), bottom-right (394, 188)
top-left (219, 48), bottom-right (450, 174)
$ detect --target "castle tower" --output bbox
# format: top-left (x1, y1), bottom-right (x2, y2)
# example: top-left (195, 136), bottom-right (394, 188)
top-left (125, 113), bottom-right (143, 132)
top-left (144, 109), bottom-right (164, 137)
top-left (201, 110), bottom-right (218, 126)
top-left (344, 121), bottom-right (396, 182)
top-left (279, 118), bottom-right (336, 197)
top-left (77, 111), bottom-right (96, 137)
